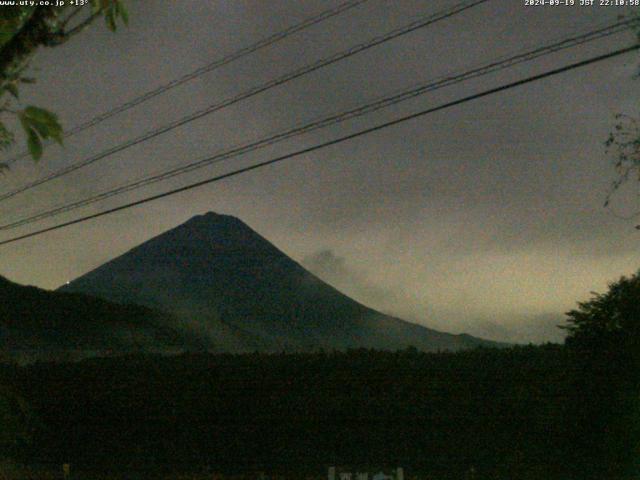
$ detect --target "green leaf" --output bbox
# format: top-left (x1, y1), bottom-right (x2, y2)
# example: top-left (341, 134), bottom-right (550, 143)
top-left (105, 9), bottom-right (117, 32)
top-left (22, 106), bottom-right (63, 145)
top-left (18, 106), bottom-right (64, 159)
top-left (26, 127), bottom-right (43, 161)
top-left (118, 1), bottom-right (129, 25)
top-left (48, 125), bottom-right (63, 145)
top-left (23, 106), bottom-right (58, 125)
top-left (0, 7), bottom-right (37, 49)
top-left (90, 0), bottom-right (103, 15)
top-left (27, 116), bottom-right (51, 139)
top-left (41, 116), bottom-right (62, 143)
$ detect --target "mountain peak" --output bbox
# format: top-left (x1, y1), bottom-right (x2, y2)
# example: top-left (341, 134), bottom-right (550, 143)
top-left (182, 211), bottom-right (255, 232)
top-left (160, 211), bottom-right (271, 254)
top-left (60, 214), bottom-right (499, 352)
top-left (191, 211), bottom-right (231, 221)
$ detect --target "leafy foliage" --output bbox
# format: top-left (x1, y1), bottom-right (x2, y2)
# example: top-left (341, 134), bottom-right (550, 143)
top-left (605, 11), bottom-right (640, 223)
top-left (0, 7), bottom-right (36, 48)
top-left (562, 269), bottom-right (640, 354)
top-left (604, 114), bottom-right (640, 220)
top-left (98, 0), bottom-right (128, 32)
top-left (0, 1), bottom-right (128, 163)
top-left (17, 106), bottom-right (62, 160)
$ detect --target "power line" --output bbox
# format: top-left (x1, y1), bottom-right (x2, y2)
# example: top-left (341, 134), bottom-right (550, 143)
top-left (0, 43), bottom-right (636, 247)
top-left (0, 18), bottom-right (635, 232)
top-left (0, 0), bottom-right (489, 203)
top-left (3, 0), bottom-right (371, 166)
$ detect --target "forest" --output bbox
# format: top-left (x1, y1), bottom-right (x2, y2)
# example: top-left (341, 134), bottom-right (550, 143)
top-left (0, 342), bottom-right (634, 480)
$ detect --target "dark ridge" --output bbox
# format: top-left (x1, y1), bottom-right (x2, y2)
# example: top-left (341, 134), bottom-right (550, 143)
top-left (0, 274), bottom-right (192, 362)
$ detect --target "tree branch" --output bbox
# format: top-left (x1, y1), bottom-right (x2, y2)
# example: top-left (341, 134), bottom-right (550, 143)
top-left (61, 10), bottom-right (105, 40)
top-left (57, 6), bottom-right (84, 31)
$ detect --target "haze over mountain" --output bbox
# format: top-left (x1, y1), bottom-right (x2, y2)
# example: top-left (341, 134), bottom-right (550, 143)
top-left (0, 275), bottom-right (186, 362)
top-left (60, 212), bottom-right (499, 352)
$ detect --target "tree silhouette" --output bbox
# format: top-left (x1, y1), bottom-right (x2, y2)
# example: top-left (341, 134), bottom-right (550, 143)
top-left (561, 270), bottom-right (640, 479)
top-left (562, 269), bottom-right (640, 356)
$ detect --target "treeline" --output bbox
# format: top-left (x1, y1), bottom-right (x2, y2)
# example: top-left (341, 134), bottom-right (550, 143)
top-left (0, 343), bottom-right (636, 479)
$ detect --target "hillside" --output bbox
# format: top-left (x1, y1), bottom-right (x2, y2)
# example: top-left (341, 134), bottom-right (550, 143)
top-left (60, 212), bottom-right (499, 352)
top-left (0, 275), bottom-right (187, 361)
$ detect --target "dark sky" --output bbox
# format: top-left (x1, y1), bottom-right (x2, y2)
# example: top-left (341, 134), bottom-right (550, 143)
top-left (0, 0), bottom-right (638, 343)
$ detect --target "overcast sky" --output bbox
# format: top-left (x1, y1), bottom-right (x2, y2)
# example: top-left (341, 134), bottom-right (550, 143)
top-left (0, 0), bottom-right (638, 343)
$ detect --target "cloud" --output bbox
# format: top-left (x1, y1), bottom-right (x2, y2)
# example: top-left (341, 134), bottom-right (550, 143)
top-left (464, 314), bottom-right (567, 345)
top-left (303, 248), bottom-right (582, 345)
top-left (303, 249), bottom-right (401, 311)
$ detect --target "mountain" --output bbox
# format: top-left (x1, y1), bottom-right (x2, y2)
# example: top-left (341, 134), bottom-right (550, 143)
top-left (59, 212), bottom-right (498, 352)
top-left (0, 275), bottom-right (188, 362)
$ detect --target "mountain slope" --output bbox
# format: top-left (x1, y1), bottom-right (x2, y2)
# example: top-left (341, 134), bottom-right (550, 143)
top-left (60, 212), bottom-right (498, 352)
top-left (0, 275), bottom-right (188, 361)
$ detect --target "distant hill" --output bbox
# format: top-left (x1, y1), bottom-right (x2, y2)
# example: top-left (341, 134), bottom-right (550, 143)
top-left (0, 275), bottom-right (188, 362)
top-left (60, 212), bottom-right (499, 352)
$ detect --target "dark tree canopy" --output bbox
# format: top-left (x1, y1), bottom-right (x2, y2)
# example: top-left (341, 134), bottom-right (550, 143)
top-left (563, 270), bottom-right (640, 354)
